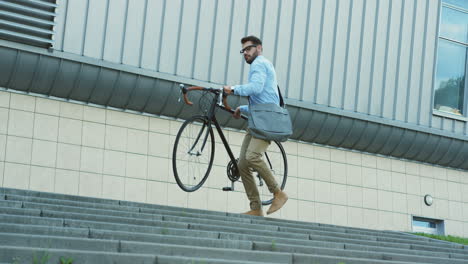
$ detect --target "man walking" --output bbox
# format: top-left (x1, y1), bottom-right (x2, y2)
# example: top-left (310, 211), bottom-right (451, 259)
top-left (223, 35), bottom-right (288, 216)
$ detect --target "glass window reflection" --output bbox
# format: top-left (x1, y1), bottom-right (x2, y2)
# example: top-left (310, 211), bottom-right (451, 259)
top-left (440, 7), bottom-right (468, 44)
top-left (443, 0), bottom-right (468, 10)
top-left (434, 40), bottom-right (467, 115)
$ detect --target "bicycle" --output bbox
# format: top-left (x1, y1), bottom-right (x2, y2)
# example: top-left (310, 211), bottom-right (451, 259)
top-left (172, 84), bottom-right (288, 205)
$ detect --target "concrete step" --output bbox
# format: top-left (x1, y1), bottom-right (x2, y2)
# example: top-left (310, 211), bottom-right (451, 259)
top-left (0, 187), bottom-right (466, 264)
top-left (2, 194), bottom-right (458, 250)
top-left (3, 203), bottom-right (466, 259)
top-left (0, 245), bottom-right (270, 264)
top-left (1, 204), bottom-right (467, 258)
top-left (0, 187), bottom-right (445, 242)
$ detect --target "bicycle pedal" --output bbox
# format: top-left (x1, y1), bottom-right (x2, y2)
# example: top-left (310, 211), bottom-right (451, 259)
top-left (222, 187), bottom-right (233, 191)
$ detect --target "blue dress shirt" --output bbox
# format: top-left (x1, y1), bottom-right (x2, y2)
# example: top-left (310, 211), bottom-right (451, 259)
top-left (233, 55), bottom-right (279, 113)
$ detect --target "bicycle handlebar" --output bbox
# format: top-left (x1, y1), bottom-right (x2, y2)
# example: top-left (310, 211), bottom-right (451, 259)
top-left (179, 84), bottom-right (247, 120)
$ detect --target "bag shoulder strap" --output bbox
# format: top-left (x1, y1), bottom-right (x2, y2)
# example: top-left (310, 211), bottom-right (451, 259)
top-left (277, 85), bottom-right (285, 107)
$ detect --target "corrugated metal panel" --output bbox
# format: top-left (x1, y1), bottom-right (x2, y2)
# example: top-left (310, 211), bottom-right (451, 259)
top-left (6, 0), bottom-right (467, 138)
top-left (1, 43), bottom-right (468, 170)
top-left (0, 0), bottom-right (57, 48)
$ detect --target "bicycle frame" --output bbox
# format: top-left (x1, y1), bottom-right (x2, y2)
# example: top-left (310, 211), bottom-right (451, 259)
top-left (179, 84), bottom-right (277, 191)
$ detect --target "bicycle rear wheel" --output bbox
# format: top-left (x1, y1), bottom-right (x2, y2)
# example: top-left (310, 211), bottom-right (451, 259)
top-left (258, 141), bottom-right (288, 205)
top-left (172, 115), bottom-right (215, 192)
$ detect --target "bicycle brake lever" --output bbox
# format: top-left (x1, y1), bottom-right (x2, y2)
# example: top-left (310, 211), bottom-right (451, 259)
top-left (178, 84), bottom-right (184, 103)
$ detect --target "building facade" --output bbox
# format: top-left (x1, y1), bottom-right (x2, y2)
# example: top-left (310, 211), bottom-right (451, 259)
top-left (0, 0), bottom-right (467, 237)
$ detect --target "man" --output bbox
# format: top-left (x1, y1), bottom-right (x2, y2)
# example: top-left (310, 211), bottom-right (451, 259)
top-left (223, 35), bottom-right (288, 216)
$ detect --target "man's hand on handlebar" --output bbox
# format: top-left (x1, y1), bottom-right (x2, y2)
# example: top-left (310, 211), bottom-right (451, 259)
top-left (233, 107), bottom-right (241, 119)
top-left (223, 86), bottom-right (233, 95)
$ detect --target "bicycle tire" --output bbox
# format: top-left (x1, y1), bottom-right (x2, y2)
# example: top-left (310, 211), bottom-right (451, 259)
top-left (260, 140), bottom-right (288, 205)
top-left (172, 115), bottom-right (215, 192)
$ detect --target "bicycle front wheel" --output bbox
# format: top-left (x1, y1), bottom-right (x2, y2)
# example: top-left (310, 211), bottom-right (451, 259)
top-left (172, 115), bottom-right (215, 192)
top-left (259, 141), bottom-right (288, 205)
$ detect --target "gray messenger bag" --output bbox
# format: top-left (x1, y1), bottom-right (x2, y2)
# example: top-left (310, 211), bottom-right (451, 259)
top-left (248, 86), bottom-right (293, 142)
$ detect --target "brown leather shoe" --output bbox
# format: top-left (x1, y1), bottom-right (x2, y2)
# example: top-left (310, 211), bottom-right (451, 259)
top-left (267, 190), bottom-right (288, 215)
top-left (242, 209), bottom-right (264, 217)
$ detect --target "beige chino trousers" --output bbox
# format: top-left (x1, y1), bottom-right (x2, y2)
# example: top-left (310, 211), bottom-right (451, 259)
top-left (238, 130), bottom-right (280, 210)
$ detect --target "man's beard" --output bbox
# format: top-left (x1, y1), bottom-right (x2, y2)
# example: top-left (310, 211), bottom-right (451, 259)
top-left (244, 51), bottom-right (258, 64)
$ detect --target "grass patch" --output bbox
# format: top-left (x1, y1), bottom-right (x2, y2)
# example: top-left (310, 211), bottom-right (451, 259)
top-left (412, 233), bottom-right (468, 245)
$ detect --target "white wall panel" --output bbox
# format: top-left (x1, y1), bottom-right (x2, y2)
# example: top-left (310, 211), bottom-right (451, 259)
top-left (301, 0), bottom-right (323, 102)
top-left (369, 0), bottom-right (390, 117)
top-left (176, 0), bottom-right (199, 77)
top-left (343, 0), bottom-right (364, 111)
top-left (406, 0), bottom-right (427, 124)
top-left (287, 0), bottom-right (309, 100)
top-left (140, 0), bottom-right (164, 71)
top-left (193, 0), bottom-right (216, 81)
top-left (122, 0), bottom-right (146, 67)
top-left (419, 1), bottom-right (439, 127)
top-left (381, 0), bottom-right (402, 119)
top-left (329, 0), bottom-right (352, 109)
top-left (209, 0), bottom-right (232, 84)
top-left (274, 0), bottom-right (294, 94)
top-left (83, 0), bottom-right (107, 59)
top-left (63, 0), bottom-right (87, 55)
top-left (103, 0), bottom-right (127, 63)
top-left (316, 0), bottom-right (337, 106)
top-left (159, 0), bottom-right (182, 74)
top-left (261, 0), bottom-right (280, 69)
top-left (394, 0), bottom-right (415, 121)
top-left (226, 0), bottom-right (248, 86)
top-left (356, 0), bottom-right (377, 114)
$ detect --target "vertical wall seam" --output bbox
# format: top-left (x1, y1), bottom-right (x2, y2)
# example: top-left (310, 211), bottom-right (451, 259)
top-left (341, 0), bottom-right (354, 109)
top-left (86, 67), bottom-right (102, 104)
top-left (327, 0), bottom-right (341, 106)
top-left (353, 0), bottom-right (367, 112)
top-left (207, 0), bottom-right (219, 82)
top-left (429, 1), bottom-right (442, 129)
top-left (6, 50), bottom-right (20, 88)
top-left (120, 0), bottom-right (130, 64)
top-left (81, 0), bottom-right (90, 56)
top-left (101, 0), bottom-right (110, 60)
top-left (105, 71), bottom-right (122, 106)
top-left (380, 0), bottom-right (393, 117)
top-left (27, 54), bottom-right (42, 93)
top-left (223, 0), bottom-right (235, 84)
top-left (313, 0), bottom-right (327, 103)
top-left (47, 58), bottom-right (63, 97)
top-left (123, 75), bottom-right (140, 110)
top-left (405, 0), bottom-right (418, 123)
top-left (61, 0), bottom-right (70, 51)
top-left (300, 0), bottom-right (313, 101)
top-left (191, 0), bottom-right (202, 79)
top-left (141, 79), bottom-right (159, 113)
top-left (417, 1), bottom-right (430, 125)
top-left (366, 0), bottom-right (380, 114)
top-left (174, 0), bottom-right (185, 75)
top-left (273, 0), bottom-right (282, 67)
top-left (138, 0), bottom-right (149, 68)
top-left (392, 0), bottom-right (406, 120)
top-left (259, 0), bottom-right (266, 40)
top-left (156, 0), bottom-right (167, 72)
top-left (285, 0), bottom-right (297, 98)
top-left (68, 64), bottom-right (83, 100)
top-left (240, 0), bottom-right (252, 83)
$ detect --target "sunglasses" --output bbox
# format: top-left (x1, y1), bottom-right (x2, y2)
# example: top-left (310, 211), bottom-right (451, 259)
top-left (240, 44), bottom-right (258, 54)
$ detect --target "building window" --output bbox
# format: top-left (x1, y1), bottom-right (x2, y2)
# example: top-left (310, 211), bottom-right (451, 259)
top-left (412, 216), bottom-right (445, 235)
top-left (433, 0), bottom-right (468, 116)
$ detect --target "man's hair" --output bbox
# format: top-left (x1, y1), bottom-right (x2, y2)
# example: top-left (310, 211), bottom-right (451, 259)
top-left (241, 35), bottom-right (262, 46)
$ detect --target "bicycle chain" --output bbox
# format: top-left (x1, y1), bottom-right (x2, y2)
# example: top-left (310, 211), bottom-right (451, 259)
top-left (226, 158), bottom-right (240, 182)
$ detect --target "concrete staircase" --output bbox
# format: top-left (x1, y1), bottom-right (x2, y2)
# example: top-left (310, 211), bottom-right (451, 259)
top-left (0, 187), bottom-right (466, 264)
